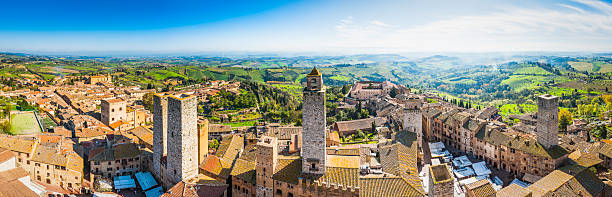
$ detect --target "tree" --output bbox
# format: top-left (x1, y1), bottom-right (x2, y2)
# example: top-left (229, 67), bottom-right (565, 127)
top-left (371, 121), bottom-right (377, 134)
top-left (208, 139), bottom-right (220, 150)
top-left (355, 130), bottom-right (365, 140)
top-left (0, 120), bottom-right (11, 134)
top-left (593, 125), bottom-right (608, 140)
top-left (142, 92), bottom-right (155, 112)
top-left (559, 109), bottom-right (572, 132)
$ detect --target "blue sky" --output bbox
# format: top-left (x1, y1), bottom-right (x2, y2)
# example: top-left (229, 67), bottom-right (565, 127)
top-left (1, 0), bottom-right (611, 54)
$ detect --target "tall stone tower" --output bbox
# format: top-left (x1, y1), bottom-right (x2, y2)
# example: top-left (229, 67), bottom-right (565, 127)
top-left (537, 94), bottom-right (559, 149)
top-left (256, 136), bottom-right (278, 197)
top-left (166, 94), bottom-right (199, 184)
top-left (152, 93), bottom-right (169, 179)
top-left (101, 98), bottom-right (126, 126)
top-left (301, 67), bottom-right (326, 175)
top-left (198, 119), bottom-right (209, 165)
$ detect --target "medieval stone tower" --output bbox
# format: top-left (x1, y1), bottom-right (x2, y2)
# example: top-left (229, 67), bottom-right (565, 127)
top-left (152, 93), bottom-right (169, 180)
top-left (536, 94), bottom-right (559, 149)
top-left (152, 93), bottom-right (199, 188)
top-left (256, 136), bottom-right (278, 197)
top-left (167, 94), bottom-right (199, 183)
top-left (301, 67), bottom-right (326, 175)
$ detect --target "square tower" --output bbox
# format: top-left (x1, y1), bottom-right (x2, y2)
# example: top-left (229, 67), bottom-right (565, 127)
top-left (301, 67), bottom-right (326, 175)
top-left (166, 94), bottom-right (199, 184)
top-left (152, 93), bottom-right (169, 179)
top-left (256, 136), bottom-right (278, 197)
top-left (537, 94), bottom-right (559, 149)
top-left (101, 98), bottom-right (126, 126)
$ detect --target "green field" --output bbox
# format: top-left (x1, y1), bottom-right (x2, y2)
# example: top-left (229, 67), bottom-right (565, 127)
top-left (222, 120), bottom-right (257, 127)
top-left (10, 112), bottom-right (42, 135)
top-left (568, 61), bottom-right (594, 72)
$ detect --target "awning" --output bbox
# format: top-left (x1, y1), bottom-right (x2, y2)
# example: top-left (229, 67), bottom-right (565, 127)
top-left (135, 172), bottom-right (158, 191)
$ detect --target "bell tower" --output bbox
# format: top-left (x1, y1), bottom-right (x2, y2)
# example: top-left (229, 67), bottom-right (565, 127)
top-left (301, 67), bottom-right (326, 175)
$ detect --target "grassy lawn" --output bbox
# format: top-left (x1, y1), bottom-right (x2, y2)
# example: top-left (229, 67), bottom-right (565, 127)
top-left (41, 117), bottom-right (57, 131)
top-left (498, 104), bottom-right (537, 119)
top-left (10, 112), bottom-right (42, 135)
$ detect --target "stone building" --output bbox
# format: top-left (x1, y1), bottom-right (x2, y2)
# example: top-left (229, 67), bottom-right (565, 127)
top-left (428, 164), bottom-right (454, 197)
top-left (301, 67), bottom-right (327, 175)
top-left (536, 94), bottom-right (559, 149)
top-left (89, 142), bottom-right (145, 178)
top-left (256, 136), bottom-right (277, 197)
top-left (88, 74), bottom-right (111, 84)
top-left (101, 98), bottom-right (126, 127)
top-left (152, 93), bottom-right (201, 189)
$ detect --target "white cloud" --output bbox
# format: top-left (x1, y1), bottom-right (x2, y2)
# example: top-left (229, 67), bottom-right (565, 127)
top-left (332, 0), bottom-right (612, 52)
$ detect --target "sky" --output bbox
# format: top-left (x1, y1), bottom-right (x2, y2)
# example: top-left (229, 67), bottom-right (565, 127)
top-left (0, 0), bottom-right (611, 54)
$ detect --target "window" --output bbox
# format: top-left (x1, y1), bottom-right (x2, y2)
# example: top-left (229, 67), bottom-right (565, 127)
top-left (94, 161), bottom-right (100, 165)
top-left (108, 161), bottom-right (111, 165)
top-left (311, 163), bottom-right (316, 169)
top-left (115, 160), bottom-right (120, 163)
top-left (18, 158), bottom-right (22, 162)
top-left (112, 108), bottom-right (115, 112)
top-left (276, 189), bottom-right (282, 195)
top-left (128, 158), bottom-right (133, 162)
top-left (119, 107), bottom-right (122, 111)
top-left (27, 160), bottom-right (30, 165)
top-left (288, 192), bottom-right (294, 197)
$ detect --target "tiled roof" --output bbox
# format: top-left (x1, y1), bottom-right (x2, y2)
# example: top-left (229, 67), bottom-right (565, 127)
top-left (272, 157), bottom-right (302, 185)
top-left (333, 117), bottom-right (385, 133)
top-left (89, 143), bottom-right (141, 162)
top-left (326, 155), bottom-right (360, 168)
top-left (464, 118), bottom-right (484, 132)
top-left (230, 158), bottom-right (255, 184)
top-left (200, 155), bottom-right (233, 180)
top-left (475, 127), bottom-right (568, 159)
top-left (598, 142), bottom-right (612, 158)
top-left (496, 183), bottom-right (531, 197)
top-left (425, 108), bottom-right (442, 118)
top-left (0, 135), bottom-right (36, 153)
top-left (378, 131), bottom-right (424, 195)
top-left (0, 148), bottom-right (16, 163)
top-left (31, 145), bottom-right (67, 166)
top-left (215, 134), bottom-right (243, 162)
top-left (465, 179), bottom-right (496, 197)
top-left (528, 165), bottom-right (604, 197)
top-left (568, 150), bottom-right (603, 167)
top-left (266, 126), bottom-right (301, 140)
top-left (307, 67), bottom-right (322, 76)
top-left (0, 167), bottom-right (29, 181)
top-left (126, 126), bottom-right (153, 145)
top-left (161, 181), bottom-right (198, 197)
top-left (359, 177), bottom-right (425, 197)
top-left (302, 167), bottom-right (360, 189)
top-left (326, 147), bottom-right (360, 156)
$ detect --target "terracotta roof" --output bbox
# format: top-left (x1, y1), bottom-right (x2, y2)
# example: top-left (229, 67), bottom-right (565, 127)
top-left (333, 117), bottom-right (385, 133)
top-left (568, 150), bottom-right (603, 167)
top-left (475, 127), bottom-right (568, 159)
top-left (326, 155), bottom-right (360, 168)
top-left (307, 67), bottom-right (322, 76)
top-left (465, 179), bottom-right (496, 197)
top-left (379, 131), bottom-right (423, 194)
top-left (0, 135), bottom-right (36, 153)
top-left (326, 147), bottom-right (360, 156)
top-left (496, 183), bottom-right (531, 197)
top-left (528, 165), bottom-right (605, 197)
top-left (0, 167), bottom-right (29, 181)
top-left (360, 177), bottom-right (425, 197)
top-left (89, 143), bottom-right (141, 162)
top-left (199, 155), bottom-right (232, 180)
top-left (208, 124), bottom-right (232, 133)
top-left (598, 142), bottom-right (612, 158)
top-left (126, 126), bottom-right (153, 145)
top-left (272, 157), bottom-right (302, 185)
top-left (230, 158), bottom-right (255, 184)
top-left (302, 167), bottom-right (360, 189)
top-left (0, 175), bottom-right (39, 197)
top-left (0, 148), bottom-right (16, 163)
top-left (215, 134), bottom-right (243, 162)
top-left (31, 145), bottom-right (67, 166)
top-left (161, 181), bottom-right (198, 197)
top-left (75, 126), bottom-right (113, 138)
top-left (266, 126), bottom-right (301, 140)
